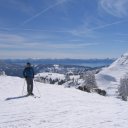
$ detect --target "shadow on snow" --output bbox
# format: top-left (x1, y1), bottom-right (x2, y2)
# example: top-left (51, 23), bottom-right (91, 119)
top-left (5, 95), bottom-right (28, 101)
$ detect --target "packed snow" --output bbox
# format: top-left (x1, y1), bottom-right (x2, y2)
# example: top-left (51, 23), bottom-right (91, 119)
top-left (96, 53), bottom-right (128, 96)
top-left (0, 76), bottom-right (128, 128)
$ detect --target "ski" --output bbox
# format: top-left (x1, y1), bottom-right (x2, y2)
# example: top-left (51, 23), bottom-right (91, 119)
top-left (28, 94), bottom-right (40, 98)
top-left (33, 95), bottom-right (40, 98)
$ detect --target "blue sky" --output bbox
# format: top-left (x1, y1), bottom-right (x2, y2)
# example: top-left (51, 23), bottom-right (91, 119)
top-left (0, 0), bottom-right (128, 59)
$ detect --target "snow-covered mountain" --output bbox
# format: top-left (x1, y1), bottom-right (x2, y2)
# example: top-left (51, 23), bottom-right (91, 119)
top-left (0, 76), bottom-right (128, 128)
top-left (96, 53), bottom-right (128, 96)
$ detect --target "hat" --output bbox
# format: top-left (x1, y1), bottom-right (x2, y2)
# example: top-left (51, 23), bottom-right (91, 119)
top-left (27, 62), bottom-right (31, 65)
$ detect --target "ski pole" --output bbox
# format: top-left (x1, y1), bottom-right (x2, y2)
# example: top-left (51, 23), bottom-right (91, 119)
top-left (34, 80), bottom-right (41, 97)
top-left (22, 79), bottom-right (26, 96)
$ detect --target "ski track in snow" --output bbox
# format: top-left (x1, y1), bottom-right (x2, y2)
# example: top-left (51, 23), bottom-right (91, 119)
top-left (0, 76), bottom-right (128, 128)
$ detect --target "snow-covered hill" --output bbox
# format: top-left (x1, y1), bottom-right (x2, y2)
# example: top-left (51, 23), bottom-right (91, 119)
top-left (0, 76), bottom-right (128, 128)
top-left (96, 53), bottom-right (128, 96)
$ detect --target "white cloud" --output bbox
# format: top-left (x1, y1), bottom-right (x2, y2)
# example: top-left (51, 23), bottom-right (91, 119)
top-left (0, 0), bottom-right (35, 15)
top-left (70, 19), bottom-right (127, 37)
top-left (88, 20), bottom-right (127, 31)
top-left (22, 0), bottom-right (69, 25)
top-left (99, 0), bottom-right (128, 17)
top-left (113, 39), bottom-right (128, 43)
top-left (42, 42), bottom-right (100, 49)
top-left (0, 33), bottom-right (39, 49)
top-left (0, 32), bottom-right (100, 51)
top-left (0, 50), bottom-right (107, 59)
top-left (0, 34), bottom-right (25, 43)
top-left (115, 33), bottom-right (128, 36)
top-left (0, 32), bottom-right (102, 59)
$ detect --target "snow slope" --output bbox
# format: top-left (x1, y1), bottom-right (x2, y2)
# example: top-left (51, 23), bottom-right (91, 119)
top-left (96, 53), bottom-right (128, 96)
top-left (0, 76), bottom-right (128, 128)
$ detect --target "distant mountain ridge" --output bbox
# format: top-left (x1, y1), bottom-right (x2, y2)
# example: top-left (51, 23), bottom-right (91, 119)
top-left (1, 58), bottom-right (115, 67)
top-left (0, 58), bottom-right (114, 77)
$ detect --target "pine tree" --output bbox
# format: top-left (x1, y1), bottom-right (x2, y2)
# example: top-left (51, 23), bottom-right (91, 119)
top-left (118, 75), bottom-right (128, 101)
top-left (82, 71), bottom-right (97, 92)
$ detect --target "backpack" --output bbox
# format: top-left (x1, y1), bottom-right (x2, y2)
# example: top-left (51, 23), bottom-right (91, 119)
top-left (23, 67), bottom-right (34, 78)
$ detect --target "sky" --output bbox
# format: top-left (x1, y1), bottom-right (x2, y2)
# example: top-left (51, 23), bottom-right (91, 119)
top-left (0, 0), bottom-right (128, 59)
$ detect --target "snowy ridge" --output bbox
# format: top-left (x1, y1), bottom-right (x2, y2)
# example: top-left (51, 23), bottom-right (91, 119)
top-left (0, 76), bottom-right (128, 128)
top-left (96, 53), bottom-right (128, 96)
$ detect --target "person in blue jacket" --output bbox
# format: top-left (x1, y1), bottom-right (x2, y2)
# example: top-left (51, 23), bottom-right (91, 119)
top-left (23, 62), bottom-right (34, 95)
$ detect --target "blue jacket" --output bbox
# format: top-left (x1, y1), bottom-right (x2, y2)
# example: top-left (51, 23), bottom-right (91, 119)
top-left (23, 67), bottom-right (34, 78)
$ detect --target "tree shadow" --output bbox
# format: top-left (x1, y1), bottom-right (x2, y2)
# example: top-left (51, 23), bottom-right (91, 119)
top-left (5, 95), bottom-right (28, 101)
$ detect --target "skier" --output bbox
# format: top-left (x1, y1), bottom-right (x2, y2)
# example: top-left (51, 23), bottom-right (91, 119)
top-left (23, 62), bottom-right (34, 96)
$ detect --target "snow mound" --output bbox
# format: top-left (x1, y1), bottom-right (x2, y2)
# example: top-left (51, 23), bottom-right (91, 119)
top-left (96, 53), bottom-right (128, 96)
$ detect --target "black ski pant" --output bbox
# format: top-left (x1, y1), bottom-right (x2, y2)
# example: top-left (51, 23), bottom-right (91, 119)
top-left (26, 77), bottom-right (33, 94)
